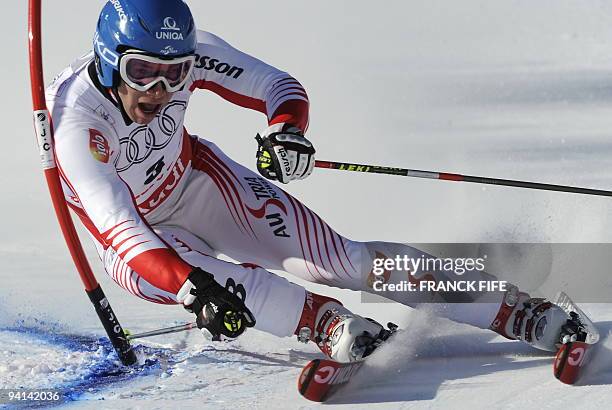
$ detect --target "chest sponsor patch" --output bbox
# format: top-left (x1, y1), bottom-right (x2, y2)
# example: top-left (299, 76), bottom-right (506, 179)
top-left (89, 129), bottom-right (110, 163)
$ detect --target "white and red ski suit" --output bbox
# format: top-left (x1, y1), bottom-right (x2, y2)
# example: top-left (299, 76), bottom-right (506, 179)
top-left (47, 31), bottom-right (503, 337)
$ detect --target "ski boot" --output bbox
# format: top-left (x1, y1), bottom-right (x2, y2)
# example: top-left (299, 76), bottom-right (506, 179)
top-left (295, 292), bottom-right (396, 362)
top-left (489, 285), bottom-right (587, 351)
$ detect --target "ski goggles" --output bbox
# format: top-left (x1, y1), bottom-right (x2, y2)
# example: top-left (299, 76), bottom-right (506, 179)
top-left (118, 53), bottom-right (196, 92)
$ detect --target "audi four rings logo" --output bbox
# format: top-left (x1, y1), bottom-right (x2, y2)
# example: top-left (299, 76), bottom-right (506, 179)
top-left (117, 101), bottom-right (186, 172)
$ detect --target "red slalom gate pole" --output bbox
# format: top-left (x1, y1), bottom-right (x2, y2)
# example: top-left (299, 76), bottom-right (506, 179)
top-left (315, 160), bottom-right (612, 198)
top-left (28, 0), bottom-right (136, 365)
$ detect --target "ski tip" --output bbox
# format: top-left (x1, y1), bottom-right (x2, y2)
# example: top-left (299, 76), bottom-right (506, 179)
top-left (298, 359), bottom-right (326, 402)
top-left (554, 341), bottom-right (591, 385)
top-left (298, 358), bottom-right (365, 402)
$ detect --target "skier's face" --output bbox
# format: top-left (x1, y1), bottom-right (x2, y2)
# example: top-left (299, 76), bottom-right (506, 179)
top-left (117, 80), bottom-right (173, 125)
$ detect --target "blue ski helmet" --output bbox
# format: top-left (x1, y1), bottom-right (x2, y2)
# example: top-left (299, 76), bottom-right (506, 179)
top-left (93, 0), bottom-right (197, 88)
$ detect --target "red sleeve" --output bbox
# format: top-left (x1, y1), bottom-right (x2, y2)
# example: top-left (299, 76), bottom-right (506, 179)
top-left (268, 99), bottom-right (310, 133)
top-left (67, 187), bottom-right (194, 295)
top-left (190, 77), bottom-right (310, 133)
top-left (52, 114), bottom-right (194, 295)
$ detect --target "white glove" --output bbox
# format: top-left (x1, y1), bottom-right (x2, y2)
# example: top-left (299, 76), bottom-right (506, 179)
top-left (255, 123), bottom-right (315, 184)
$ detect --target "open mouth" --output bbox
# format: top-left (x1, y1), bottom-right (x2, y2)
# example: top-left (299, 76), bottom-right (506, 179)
top-left (138, 102), bottom-right (161, 115)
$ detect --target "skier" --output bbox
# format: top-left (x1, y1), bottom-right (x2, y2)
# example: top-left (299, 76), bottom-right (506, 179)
top-left (47, 0), bottom-right (581, 363)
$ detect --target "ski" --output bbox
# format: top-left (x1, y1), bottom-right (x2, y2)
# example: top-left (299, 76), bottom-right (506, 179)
top-left (297, 324), bottom-right (397, 402)
top-left (298, 292), bottom-right (598, 401)
top-left (553, 292), bottom-right (599, 385)
top-left (298, 358), bottom-right (364, 402)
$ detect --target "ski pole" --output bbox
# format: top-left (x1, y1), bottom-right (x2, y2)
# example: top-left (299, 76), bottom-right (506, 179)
top-left (315, 160), bottom-right (612, 198)
top-left (28, 0), bottom-right (136, 365)
top-left (127, 322), bottom-right (198, 340)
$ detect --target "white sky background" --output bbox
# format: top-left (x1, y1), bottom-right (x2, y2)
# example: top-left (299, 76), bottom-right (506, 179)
top-left (3, 0), bottom-right (612, 280)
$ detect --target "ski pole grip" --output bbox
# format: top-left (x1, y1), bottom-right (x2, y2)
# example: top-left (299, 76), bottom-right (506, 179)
top-left (87, 285), bottom-right (138, 365)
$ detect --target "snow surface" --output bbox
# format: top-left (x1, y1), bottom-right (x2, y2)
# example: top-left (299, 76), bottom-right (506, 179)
top-left (3, 0), bottom-right (612, 408)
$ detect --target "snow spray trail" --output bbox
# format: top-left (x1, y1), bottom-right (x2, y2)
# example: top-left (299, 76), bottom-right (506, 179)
top-left (0, 320), bottom-right (176, 408)
top-left (576, 320), bottom-right (612, 386)
top-left (327, 308), bottom-right (555, 405)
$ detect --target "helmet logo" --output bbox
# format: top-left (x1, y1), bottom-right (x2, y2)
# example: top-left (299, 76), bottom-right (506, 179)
top-left (109, 0), bottom-right (127, 22)
top-left (94, 32), bottom-right (119, 67)
top-left (156, 17), bottom-right (184, 41)
top-left (162, 17), bottom-right (180, 31)
top-left (160, 45), bottom-right (178, 55)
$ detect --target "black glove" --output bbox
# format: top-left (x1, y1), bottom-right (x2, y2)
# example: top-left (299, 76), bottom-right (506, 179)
top-left (177, 268), bottom-right (256, 340)
top-left (255, 122), bottom-right (315, 184)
